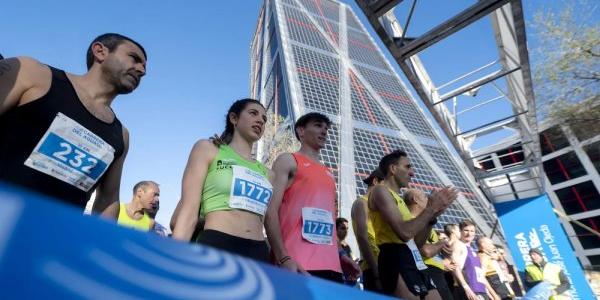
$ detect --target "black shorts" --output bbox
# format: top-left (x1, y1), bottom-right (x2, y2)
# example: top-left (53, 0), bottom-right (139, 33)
top-left (308, 270), bottom-right (344, 284)
top-left (378, 243), bottom-right (436, 296)
top-left (362, 268), bottom-right (383, 293)
top-left (423, 266), bottom-right (453, 300)
top-left (195, 229), bottom-right (269, 262)
top-left (486, 274), bottom-right (511, 299)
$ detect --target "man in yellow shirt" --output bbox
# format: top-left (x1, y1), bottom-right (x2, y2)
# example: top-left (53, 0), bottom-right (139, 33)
top-left (117, 181), bottom-right (160, 231)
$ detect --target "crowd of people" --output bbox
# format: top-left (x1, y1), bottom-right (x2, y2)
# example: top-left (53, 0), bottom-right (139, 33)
top-left (0, 33), bottom-right (571, 299)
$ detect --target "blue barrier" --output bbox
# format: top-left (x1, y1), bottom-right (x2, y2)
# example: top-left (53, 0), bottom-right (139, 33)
top-left (494, 194), bottom-right (594, 300)
top-left (0, 183), bottom-right (391, 299)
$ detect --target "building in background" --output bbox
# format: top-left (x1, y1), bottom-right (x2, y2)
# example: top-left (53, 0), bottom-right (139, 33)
top-left (476, 118), bottom-right (600, 270)
top-left (250, 0), bottom-right (504, 251)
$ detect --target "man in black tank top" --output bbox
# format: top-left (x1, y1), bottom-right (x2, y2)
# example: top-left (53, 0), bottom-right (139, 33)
top-left (0, 33), bottom-right (146, 218)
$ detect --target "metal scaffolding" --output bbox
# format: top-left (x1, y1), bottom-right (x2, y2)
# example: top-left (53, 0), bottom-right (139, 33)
top-left (355, 0), bottom-right (544, 204)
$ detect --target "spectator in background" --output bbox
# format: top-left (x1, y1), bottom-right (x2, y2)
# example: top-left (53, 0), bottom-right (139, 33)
top-left (351, 168), bottom-right (385, 292)
top-left (478, 237), bottom-right (512, 299)
top-left (145, 199), bottom-right (168, 237)
top-left (525, 248), bottom-right (571, 299)
top-left (118, 181), bottom-right (159, 232)
top-left (452, 220), bottom-right (497, 300)
top-left (405, 189), bottom-right (455, 300)
top-left (337, 217), bottom-right (361, 286)
top-left (495, 245), bottom-right (519, 297)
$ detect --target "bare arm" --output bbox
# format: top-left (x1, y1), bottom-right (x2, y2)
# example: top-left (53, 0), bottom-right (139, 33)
top-left (479, 255), bottom-right (500, 300)
top-left (93, 127), bottom-right (129, 219)
top-left (171, 140), bottom-right (217, 241)
top-left (452, 243), bottom-right (478, 300)
top-left (420, 241), bottom-right (445, 259)
top-left (264, 153), bottom-right (294, 261)
top-left (264, 153), bottom-right (307, 273)
top-left (415, 224), bottom-right (434, 247)
top-left (371, 186), bottom-right (436, 242)
top-left (351, 199), bottom-right (378, 273)
top-left (0, 57), bottom-right (50, 115)
top-left (170, 200), bottom-right (182, 231)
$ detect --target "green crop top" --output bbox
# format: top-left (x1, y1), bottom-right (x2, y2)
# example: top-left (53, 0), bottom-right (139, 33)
top-left (200, 144), bottom-right (271, 218)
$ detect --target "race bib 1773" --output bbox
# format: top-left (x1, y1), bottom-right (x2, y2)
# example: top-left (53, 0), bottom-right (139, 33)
top-left (24, 113), bottom-right (115, 191)
top-left (301, 207), bottom-right (334, 245)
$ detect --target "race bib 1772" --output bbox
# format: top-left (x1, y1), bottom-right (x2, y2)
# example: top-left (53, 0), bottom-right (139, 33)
top-left (24, 113), bottom-right (115, 191)
top-left (228, 165), bottom-right (273, 216)
top-left (301, 207), bottom-right (334, 245)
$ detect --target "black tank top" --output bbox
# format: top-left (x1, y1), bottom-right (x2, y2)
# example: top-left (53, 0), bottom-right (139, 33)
top-left (0, 67), bottom-right (124, 209)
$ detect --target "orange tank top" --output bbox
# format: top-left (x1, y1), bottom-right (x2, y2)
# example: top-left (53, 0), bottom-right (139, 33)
top-left (278, 152), bottom-right (341, 273)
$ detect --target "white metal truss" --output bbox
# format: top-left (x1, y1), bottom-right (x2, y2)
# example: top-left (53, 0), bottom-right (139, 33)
top-left (355, 0), bottom-right (544, 204)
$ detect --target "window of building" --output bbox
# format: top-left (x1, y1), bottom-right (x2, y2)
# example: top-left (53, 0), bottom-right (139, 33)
top-left (497, 145), bottom-right (525, 167)
top-left (554, 181), bottom-right (600, 215)
top-left (588, 254), bottom-right (600, 269)
top-left (277, 74), bottom-right (288, 118)
top-left (478, 156), bottom-right (496, 171)
top-left (584, 141), bottom-right (600, 174)
top-left (543, 152), bottom-right (587, 184)
top-left (568, 108), bottom-right (600, 142)
top-left (570, 215), bottom-right (600, 249)
top-left (540, 126), bottom-right (570, 155)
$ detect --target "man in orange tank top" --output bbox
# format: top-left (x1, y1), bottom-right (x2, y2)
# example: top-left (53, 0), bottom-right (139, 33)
top-left (265, 112), bottom-right (344, 283)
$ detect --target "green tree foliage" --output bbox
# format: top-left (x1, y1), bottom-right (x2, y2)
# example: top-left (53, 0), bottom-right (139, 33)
top-left (260, 111), bottom-right (300, 168)
top-left (531, 1), bottom-right (599, 127)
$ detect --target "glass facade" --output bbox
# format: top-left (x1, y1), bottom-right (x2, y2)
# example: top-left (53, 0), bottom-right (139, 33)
top-left (251, 0), bottom-right (500, 240)
top-left (540, 126), bottom-right (570, 155)
top-left (571, 215), bottom-right (600, 249)
top-left (539, 121), bottom-right (600, 268)
top-left (584, 141), bottom-right (600, 174)
top-left (554, 181), bottom-right (600, 215)
top-left (543, 152), bottom-right (587, 184)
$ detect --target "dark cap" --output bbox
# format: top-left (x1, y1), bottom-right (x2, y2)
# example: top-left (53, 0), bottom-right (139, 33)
top-left (529, 248), bottom-right (543, 256)
top-left (363, 168), bottom-right (384, 186)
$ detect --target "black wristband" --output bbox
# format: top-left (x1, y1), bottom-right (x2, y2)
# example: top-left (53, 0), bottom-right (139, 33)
top-left (277, 256), bottom-right (291, 266)
top-left (429, 217), bottom-right (438, 226)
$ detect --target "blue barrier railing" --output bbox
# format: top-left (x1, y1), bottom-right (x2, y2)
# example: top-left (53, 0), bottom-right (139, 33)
top-left (0, 183), bottom-right (390, 299)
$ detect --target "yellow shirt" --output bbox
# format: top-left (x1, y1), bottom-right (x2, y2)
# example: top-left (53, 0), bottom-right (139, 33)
top-left (353, 194), bottom-right (380, 271)
top-left (117, 203), bottom-right (152, 231)
top-left (424, 230), bottom-right (445, 270)
top-left (370, 188), bottom-right (412, 245)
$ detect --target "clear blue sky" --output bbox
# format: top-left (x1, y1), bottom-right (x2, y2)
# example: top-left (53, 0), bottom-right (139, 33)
top-left (2, 0), bottom-right (562, 228)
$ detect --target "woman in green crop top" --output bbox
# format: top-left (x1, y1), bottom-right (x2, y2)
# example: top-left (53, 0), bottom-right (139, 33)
top-left (171, 98), bottom-right (274, 262)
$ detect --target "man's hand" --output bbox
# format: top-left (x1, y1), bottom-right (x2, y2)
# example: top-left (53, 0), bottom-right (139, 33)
top-left (442, 240), bottom-right (453, 256)
top-left (463, 285), bottom-right (479, 300)
top-left (427, 187), bottom-right (458, 215)
top-left (443, 259), bottom-right (457, 272)
top-left (280, 258), bottom-right (309, 275)
top-left (340, 255), bottom-right (361, 281)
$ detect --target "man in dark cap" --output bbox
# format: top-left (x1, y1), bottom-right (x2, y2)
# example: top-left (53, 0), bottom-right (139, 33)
top-left (525, 248), bottom-right (571, 299)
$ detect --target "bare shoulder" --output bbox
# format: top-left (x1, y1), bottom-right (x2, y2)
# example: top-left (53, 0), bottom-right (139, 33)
top-left (121, 126), bottom-right (130, 142)
top-left (370, 185), bottom-right (388, 199)
top-left (15, 56), bottom-right (51, 83)
top-left (351, 196), bottom-right (367, 214)
top-left (11, 57), bottom-right (52, 105)
top-left (273, 152), bottom-right (296, 170)
top-left (191, 139), bottom-right (219, 160)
